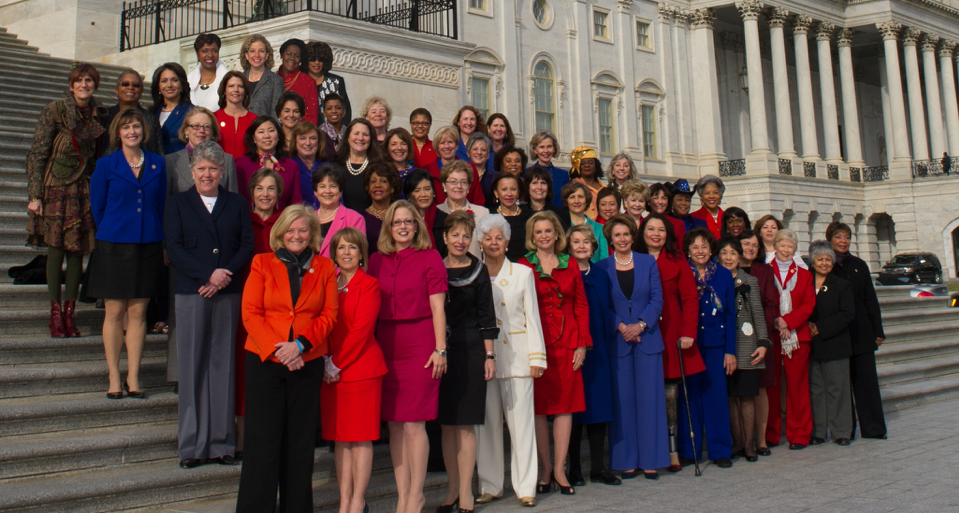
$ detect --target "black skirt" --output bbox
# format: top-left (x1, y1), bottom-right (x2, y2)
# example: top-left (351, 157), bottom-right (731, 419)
top-left (437, 328), bottom-right (487, 426)
top-left (727, 369), bottom-right (760, 397)
top-left (87, 240), bottom-right (164, 299)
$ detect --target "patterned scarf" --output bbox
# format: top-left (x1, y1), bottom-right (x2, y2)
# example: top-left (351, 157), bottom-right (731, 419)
top-left (773, 259), bottom-right (800, 358)
top-left (690, 259), bottom-right (723, 312)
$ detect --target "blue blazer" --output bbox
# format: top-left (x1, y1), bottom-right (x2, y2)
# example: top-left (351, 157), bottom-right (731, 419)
top-left (90, 149), bottom-right (167, 244)
top-left (164, 186), bottom-right (254, 295)
top-left (672, 213), bottom-right (708, 233)
top-left (574, 266), bottom-right (616, 424)
top-left (157, 102), bottom-right (193, 155)
top-left (694, 263), bottom-right (737, 355)
top-left (597, 252), bottom-right (664, 357)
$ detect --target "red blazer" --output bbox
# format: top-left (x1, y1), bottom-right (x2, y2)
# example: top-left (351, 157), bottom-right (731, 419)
top-left (277, 68), bottom-right (319, 125)
top-left (242, 252), bottom-right (339, 363)
top-left (413, 138), bottom-right (437, 169)
top-left (327, 269), bottom-right (388, 382)
top-left (425, 158), bottom-right (485, 206)
top-left (768, 260), bottom-right (815, 342)
top-left (251, 210), bottom-right (281, 256)
top-left (747, 262), bottom-right (780, 345)
top-left (215, 109), bottom-right (258, 160)
top-left (519, 255), bottom-right (591, 350)
top-left (657, 252), bottom-right (706, 378)
top-left (666, 215), bottom-right (686, 254)
top-left (691, 206), bottom-right (724, 239)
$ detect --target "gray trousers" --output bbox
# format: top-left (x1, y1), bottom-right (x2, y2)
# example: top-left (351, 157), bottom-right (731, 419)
top-left (166, 265), bottom-right (178, 382)
top-left (810, 357), bottom-right (852, 439)
top-left (176, 292), bottom-right (241, 460)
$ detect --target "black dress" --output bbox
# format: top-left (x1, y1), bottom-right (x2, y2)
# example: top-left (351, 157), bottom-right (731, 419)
top-left (437, 254), bottom-right (499, 425)
top-left (500, 206), bottom-right (533, 262)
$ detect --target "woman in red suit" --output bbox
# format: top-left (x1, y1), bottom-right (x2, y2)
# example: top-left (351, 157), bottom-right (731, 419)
top-left (322, 227), bottom-right (387, 513)
top-left (518, 211), bottom-right (591, 496)
top-left (690, 175), bottom-right (725, 239)
top-left (634, 213), bottom-right (705, 471)
top-left (236, 205), bottom-right (338, 512)
top-left (768, 229), bottom-right (816, 450)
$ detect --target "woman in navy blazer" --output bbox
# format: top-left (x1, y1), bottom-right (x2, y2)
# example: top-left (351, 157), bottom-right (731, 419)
top-left (677, 228), bottom-right (737, 468)
top-left (89, 108), bottom-right (167, 399)
top-left (150, 63), bottom-right (194, 155)
top-left (596, 215), bottom-right (669, 479)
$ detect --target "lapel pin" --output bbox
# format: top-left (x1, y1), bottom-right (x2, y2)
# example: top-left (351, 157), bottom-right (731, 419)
top-left (309, 268), bottom-right (315, 273)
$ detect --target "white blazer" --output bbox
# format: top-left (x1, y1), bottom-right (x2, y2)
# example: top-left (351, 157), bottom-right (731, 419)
top-left (490, 260), bottom-right (547, 378)
top-left (188, 60), bottom-right (230, 112)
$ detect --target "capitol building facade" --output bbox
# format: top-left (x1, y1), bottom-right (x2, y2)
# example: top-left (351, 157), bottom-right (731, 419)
top-left (3, 0), bottom-right (959, 277)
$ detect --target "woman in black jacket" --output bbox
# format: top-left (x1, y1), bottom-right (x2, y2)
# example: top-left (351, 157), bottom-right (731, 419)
top-left (826, 222), bottom-right (887, 440)
top-left (807, 240), bottom-right (856, 447)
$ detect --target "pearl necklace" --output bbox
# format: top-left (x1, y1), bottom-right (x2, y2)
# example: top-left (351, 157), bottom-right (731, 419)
top-left (614, 253), bottom-right (633, 266)
top-left (127, 152), bottom-right (145, 169)
top-left (347, 158), bottom-right (369, 176)
top-left (497, 205), bottom-right (520, 217)
top-left (319, 207), bottom-right (338, 223)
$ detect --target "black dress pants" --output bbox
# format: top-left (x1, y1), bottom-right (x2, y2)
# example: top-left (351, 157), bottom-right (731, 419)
top-left (236, 352), bottom-right (321, 513)
top-left (849, 351), bottom-right (887, 439)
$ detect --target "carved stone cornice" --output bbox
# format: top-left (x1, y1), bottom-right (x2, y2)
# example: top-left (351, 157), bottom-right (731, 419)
top-left (816, 22), bottom-right (835, 42)
top-left (941, 39), bottom-right (957, 58)
top-left (617, 0), bottom-right (633, 13)
top-left (767, 7), bottom-right (789, 28)
top-left (333, 49), bottom-right (460, 89)
top-left (690, 8), bottom-right (716, 29)
top-left (902, 28), bottom-right (922, 46)
top-left (922, 34), bottom-right (940, 52)
top-left (736, 0), bottom-right (764, 21)
top-left (792, 14), bottom-right (812, 35)
top-left (837, 28), bottom-right (854, 47)
top-left (658, 2), bottom-right (672, 22)
top-left (876, 20), bottom-right (902, 41)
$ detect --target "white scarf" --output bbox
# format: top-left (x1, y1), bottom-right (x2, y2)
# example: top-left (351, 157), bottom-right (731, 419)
top-left (774, 260), bottom-right (800, 358)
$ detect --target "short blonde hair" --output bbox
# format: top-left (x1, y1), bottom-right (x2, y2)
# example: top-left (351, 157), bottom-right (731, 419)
top-left (529, 130), bottom-right (560, 156)
top-left (361, 96), bottom-right (393, 128)
top-left (606, 153), bottom-right (638, 182)
top-left (567, 224), bottom-right (599, 255)
top-left (774, 229), bottom-right (799, 249)
top-left (377, 200), bottom-right (432, 255)
top-left (525, 210), bottom-right (567, 253)
top-left (178, 106), bottom-right (220, 143)
top-left (440, 160), bottom-right (473, 186)
top-left (239, 34), bottom-right (275, 70)
top-left (433, 125), bottom-right (459, 146)
top-left (620, 180), bottom-right (649, 203)
top-left (330, 227), bottom-right (370, 270)
top-left (270, 204), bottom-right (321, 253)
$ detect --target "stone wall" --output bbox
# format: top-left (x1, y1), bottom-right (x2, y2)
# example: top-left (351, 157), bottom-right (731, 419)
top-left (0, 0), bottom-right (118, 60)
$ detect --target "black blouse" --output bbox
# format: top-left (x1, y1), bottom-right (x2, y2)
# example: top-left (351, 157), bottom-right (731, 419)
top-left (446, 254), bottom-right (499, 341)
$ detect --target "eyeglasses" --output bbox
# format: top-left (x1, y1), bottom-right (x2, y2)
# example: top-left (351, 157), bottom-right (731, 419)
top-left (410, 122), bottom-right (431, 127)
top-left (188, 124), bottom-right (213, 132)
top-left (445, 180), bottom-right (469, 188)
top-left (392, 219), bottom-right (415, 227)
top-left (120, 82), bottom-right (142, 89)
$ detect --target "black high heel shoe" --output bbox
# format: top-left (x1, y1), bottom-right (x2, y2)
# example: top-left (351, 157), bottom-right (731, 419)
top-left (124, 381), bottom-right (146, 399)
top-left (552, 477), bottom-right (575, 495)
top-left (435, 498), bottom-right (459, 513)
top-left (536, 482), bottom-right (551, 494)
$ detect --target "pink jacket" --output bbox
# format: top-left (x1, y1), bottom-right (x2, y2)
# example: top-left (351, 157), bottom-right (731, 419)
top-left (318, 206), bottom-right (366, 257)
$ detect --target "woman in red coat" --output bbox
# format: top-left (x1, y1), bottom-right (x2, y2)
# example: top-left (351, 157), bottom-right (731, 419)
top-left (768, 229), bottom-right (816, 450)
top-left (634, 212), bottom-right (704, 472)
top-left (519, 211), bottom-right (590, 496)
top-left (322, 228), bottom-right (387, 513)
top-left (690, 175), bottom-right (725, 239)
top-left (276, 39), bottom-right (319, 125)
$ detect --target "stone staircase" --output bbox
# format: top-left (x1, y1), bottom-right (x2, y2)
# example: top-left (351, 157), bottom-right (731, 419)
top-left (1, 25), bottom-right (959, 513)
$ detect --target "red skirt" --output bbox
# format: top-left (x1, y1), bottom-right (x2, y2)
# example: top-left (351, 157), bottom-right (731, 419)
top-left (662, 338), bottom-right (706, 379)
top-left (534, 345), bottom-right (585, 416)
top-left (321, 376), bottom-right (383, 442)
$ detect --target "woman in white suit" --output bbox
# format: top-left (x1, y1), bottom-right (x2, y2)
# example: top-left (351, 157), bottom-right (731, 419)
top-left (474, 214), bottom-right (546, 508)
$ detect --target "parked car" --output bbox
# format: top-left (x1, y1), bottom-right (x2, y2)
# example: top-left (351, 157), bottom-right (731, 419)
top-left (909, 284), bottom-right (949, 298)
top-left (876, 252), bottom-right (943, 286)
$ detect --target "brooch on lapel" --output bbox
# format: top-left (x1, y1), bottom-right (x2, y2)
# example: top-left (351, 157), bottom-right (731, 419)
top-left (499, 279), bottom-right (509, 287)
top-left (821, 285), bottom-right (828, 292)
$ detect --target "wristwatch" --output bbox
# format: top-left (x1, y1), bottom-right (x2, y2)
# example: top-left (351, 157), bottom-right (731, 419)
top-left (486, 351), bottom-right (496, 360)
top-left (638, 320), bottom-right (648, 332)
top-left (434, 349), bottom-right (447, 357)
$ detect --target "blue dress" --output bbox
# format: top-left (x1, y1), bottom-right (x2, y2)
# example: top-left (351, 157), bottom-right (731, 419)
top-left (573, 266), bottom-right (615, 425)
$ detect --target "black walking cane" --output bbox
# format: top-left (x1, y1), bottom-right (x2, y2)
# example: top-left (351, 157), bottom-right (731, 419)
top-left (676, 339), bottom-right (702, 477)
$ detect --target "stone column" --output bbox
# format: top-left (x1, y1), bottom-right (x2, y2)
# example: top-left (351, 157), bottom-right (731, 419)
top-left (768, 7), bottom-right (795, 158)
top-left (922, 35), bottom-right (946, 159)
top-left (737, 0), bottom-right (770, 155)
top-left (793, 14), bottom-right (819, 161)
top-left (902, 28), bottom-right (929, 161)
top-left (691, 8), bottom-right (725, 164)
top-left (837, 28), bottom-right (864, 166)
top-left (617, 0), bottom-right (641, 157)
top-left (817, 22), bottom-right (842, 164)
top-left (941, 41), bottom-right (959, 156)
top-left (876, 20), bottom-right (911, 164)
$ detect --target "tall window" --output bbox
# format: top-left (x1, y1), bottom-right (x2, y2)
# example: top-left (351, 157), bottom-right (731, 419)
top-left (642, 105), bottom-right (657, 159)
top-left (598, 98), bottom-right (614, 155)
top-left (593, 10), bottom-right (609, 38)
top-left (636, 21), bottom-right (650, 48)
top-left (471, 77), bottom-right (490, 120)
top-left (469, 0), bottom-right (487, 10)
top-left (533, 61), bottom-right (555, 133)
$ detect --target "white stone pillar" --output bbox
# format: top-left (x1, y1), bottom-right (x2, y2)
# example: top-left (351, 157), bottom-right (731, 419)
top-left (768, 7), bottom-right (795, 158)
top-left (817, 22), bottom-right (842, 164)
top-left (837, 28), bottom-right (864, 166)
top-left (902, 28), bottom-right (929, 161)
top-left (691, 8), bottom-right (725, 164)
top-left (793, 14), bottom-right (819, 160)
top-left (658, 3), bottom-right (678, 161)
top-left (876, 20), bottom-right (911, 163)
top-left (941, 41), bottom-right (959, 156)
top-left (922, 35), bottom-right (946, 159)
top-left (617, 0), bottom-right (641, 157)
top-left (878, 54), bottom-right (895, 166)
top-left (737, 0), bottom-right (769, 155)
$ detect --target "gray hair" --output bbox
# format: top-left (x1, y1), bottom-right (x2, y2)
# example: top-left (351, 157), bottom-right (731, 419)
top-left (605, 153), bottom-right (638, 181)
top-left (476, 213), bottom-right (511, 242)
top-left (808, 239), bottom-right (836, 263)
top-left (774, 229), bottom-right (799, 249)
top-left (466, 131), bottom-right (492, 153)
top-left (191, 140), bottom-right (227, 172)
top-left (695, 174), bottom-right (725, 197)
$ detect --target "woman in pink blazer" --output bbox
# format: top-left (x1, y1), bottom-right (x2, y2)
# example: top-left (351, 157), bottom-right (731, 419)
top-left (313, 164), bottom-right (366, 258)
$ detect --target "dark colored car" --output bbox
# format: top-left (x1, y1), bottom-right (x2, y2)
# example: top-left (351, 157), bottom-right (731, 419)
top-left (876, 252), bottom-right (943, 286)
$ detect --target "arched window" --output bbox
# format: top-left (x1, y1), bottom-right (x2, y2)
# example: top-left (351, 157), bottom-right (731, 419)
top-left (533, 61), bottom-right (555, 133)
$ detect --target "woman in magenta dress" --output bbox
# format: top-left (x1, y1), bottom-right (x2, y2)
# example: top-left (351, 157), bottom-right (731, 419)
top-left (367, 200), bottom-right (448, 513)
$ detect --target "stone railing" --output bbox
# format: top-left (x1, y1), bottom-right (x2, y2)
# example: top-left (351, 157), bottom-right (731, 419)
top-left (719, 158), bottom-right (746, 177)
top-left (778, 158), bottom-right (792, 175)
top-left (827, 164), bottom-right (839, 180)
top-left (850, 167), bottom-right (862, 182)
top-left (803, 162), bottom-right (816, 177)
top-left (911, 158), bottom-right (958, 178)
top-left (863, 165), bottom-right (889, 182)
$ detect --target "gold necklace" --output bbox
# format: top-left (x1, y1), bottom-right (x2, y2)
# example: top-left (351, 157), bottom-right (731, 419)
top-left (367, 205), bottom-right (387, 220)
top-left (497, 205), bottom-right (520, 217)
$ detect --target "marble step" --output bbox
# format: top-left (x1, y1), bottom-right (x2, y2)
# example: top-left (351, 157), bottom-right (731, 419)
top-left (878, 352), bottom-right (959, 386)
top-left (0, 357), bottom-right (169, 400)
top-left (0, 333), bottom-right (167, 366)
top-left (881, 319), bottom-right (959, 345)
top-left (880, 307), bottom-right (959, 328)
top-left (880, 373), bottom-right (959, 413)
top-left (876, 337), bottom-right (959, 365)
top-left (0, 304), bottom-right (105, 336)
top-left (0, 391), bottom-right (178, 437)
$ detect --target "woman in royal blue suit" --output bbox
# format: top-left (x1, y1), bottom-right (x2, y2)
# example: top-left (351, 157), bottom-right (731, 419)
top-left (596, 215), bottom-right (669, 479)
top-left (678, 228), bottom-right (737, 468)
top-left (150, 63), bottom-right (193, 155)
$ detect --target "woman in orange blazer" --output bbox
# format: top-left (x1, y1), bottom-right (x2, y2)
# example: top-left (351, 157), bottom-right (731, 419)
top-left (236, 204), bottom-right (338, 513)
top-left (322, 227), bottom-right (387, 513)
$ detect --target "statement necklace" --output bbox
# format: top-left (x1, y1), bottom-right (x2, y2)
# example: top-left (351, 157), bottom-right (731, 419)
top-left (614, 252), bottom-right (633, 266)
top-left (367, 205), bottom-right (388, 220)
top-left (347, 158), bottom-right (369, 176)
top-left (127, 152), bottom-right (145, 169)
top-left (497, 205), bottom-right (520, 217)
